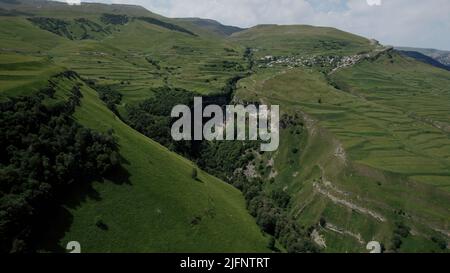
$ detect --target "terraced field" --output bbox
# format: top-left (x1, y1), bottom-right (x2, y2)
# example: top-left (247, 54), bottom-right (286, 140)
top-left (0, 1), bottom-right (269, 253)
top-left (1, 3), bottom-right (247, 108)
top-left (234, 49), bottom-right (450, 252)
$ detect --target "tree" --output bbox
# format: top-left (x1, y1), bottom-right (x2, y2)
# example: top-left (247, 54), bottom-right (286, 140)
top-left (319, 217), bottom-right (327, 227)
top-left (0, 87), bottom-right (119, 252)
top-left (271, 189), bottom-right (291, 208)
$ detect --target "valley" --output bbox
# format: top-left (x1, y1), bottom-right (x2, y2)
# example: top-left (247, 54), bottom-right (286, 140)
top-left (0, 0), bottom-right (449, 253)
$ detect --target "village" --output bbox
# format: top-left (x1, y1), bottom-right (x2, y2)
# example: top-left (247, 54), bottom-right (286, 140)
top-left (257, 43), bottom-right (392, 74)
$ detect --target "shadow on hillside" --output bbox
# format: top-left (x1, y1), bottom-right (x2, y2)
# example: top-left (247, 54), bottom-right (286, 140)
top-left (35, 159), bottom-right (131, 253)
top-left (33, 206), bottom-right (73, 253)
top-left (62, 156), bottom-right (132, 209)
top-left (105, 155), bottom-right (132, 186)
top-left (194, 177), bottom-right (204, 183)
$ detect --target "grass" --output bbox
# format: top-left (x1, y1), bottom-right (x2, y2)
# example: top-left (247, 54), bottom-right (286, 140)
top-left (0, 52), bottom-right (63, 98)
top-left (234, 53), bottom-right (450, 252)
top-left (1, 0), bottom-right (449, 253)
top-left (38, 77), bottom-right (269, 253)
top-left (230, 24), bottom-right (375, 58)
top-left (1, 4), bottom-right (248, 108)
top-left (0, 2), bottom-right (270, 252)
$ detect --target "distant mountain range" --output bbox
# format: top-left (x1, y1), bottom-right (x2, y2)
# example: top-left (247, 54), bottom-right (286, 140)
top-left (396, 47), bottom-right (450, 71)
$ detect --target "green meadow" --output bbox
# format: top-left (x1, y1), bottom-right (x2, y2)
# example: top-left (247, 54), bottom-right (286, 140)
top-left (43, 78), bottom-right (269, 252)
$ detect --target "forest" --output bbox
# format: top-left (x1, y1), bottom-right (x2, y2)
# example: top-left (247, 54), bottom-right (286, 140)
top-left (0, 82), bottom-right (120, 253)
top-left (124, 85), bottom-right (318, 253)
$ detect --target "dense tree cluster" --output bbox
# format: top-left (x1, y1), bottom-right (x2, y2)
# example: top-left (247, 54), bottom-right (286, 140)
top-left (244, 47), bottom-right (255, 70)
top-left (431, 236), bottom-right (448, 250)
top-left (195, 109), bottom-right (318, 252)
top-left (74, 18), bottom-right (110, 39)
top-left (87, 82), bottom-right (122, 115)
top-left (205, 61), bottom-right (245, 72)
top-left (126, 77), bottom-right (245, 159)
top-left (238, 177), bottom-right (318, 253)
top-left (100, 13), bottom-right (129, 25)
top-left (124, 80), bottom-right (317, 252)
top-left (196, 141), bottom-right (258, 181)
top-left (390, 222), bottom-right (411, 252)
top-left (126, 87), bottom-right (195, 155)
top-left (0, 86), bottom-right (120, 253)
top-left (28, 17), bottom-right (110, 40)
top-left (28, 17), bottom-right (74, 40)
top-left (137, 17), bottom-right (197, 36)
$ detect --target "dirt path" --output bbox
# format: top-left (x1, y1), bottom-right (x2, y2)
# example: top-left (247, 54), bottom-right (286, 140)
top-left (314, 181), bottom-right (386, 222)
top-left (325, 223), bottom-right (365, 245)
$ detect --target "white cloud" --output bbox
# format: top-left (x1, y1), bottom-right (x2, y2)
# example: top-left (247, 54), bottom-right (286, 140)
top-left (66, 0), bottom-right (81, 5)
top-left (366, 0), bottom-right (381, 6)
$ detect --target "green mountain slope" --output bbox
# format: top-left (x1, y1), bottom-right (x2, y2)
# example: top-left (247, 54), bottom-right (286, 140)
top-left (1, 0), bottom-right (449, 253)
top-left (176, 18), bottom-right (245, 37)
top-left (233, 27), bottom-right (450, 252)
top-left (396, 47), bottom-right (450, 67)
top-left (230, 24), bottom-right (376, 57)
top-left (0, 0), bottom-right (269, 253)
top-left (397, 50), bottom-right (450, 71)
top-left (44, 77), bottom-right (268, 252)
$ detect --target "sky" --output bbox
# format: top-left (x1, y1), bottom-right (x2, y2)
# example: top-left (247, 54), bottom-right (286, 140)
top-left (66, 0), bottom-right (450, 50)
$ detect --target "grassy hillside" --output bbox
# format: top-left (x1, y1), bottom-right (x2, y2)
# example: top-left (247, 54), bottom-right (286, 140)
top-left (230, 24), bottom-right (375, 57)
top-left (234, 47), bottom-right (450, 252)
top-left (1, 0), bottom-right (248, 107)
top-left (35, 76), bottom-right (268, 253)
top-left (176, 18), bottom-right (245, 37)
top-left (0, 56), bottom-right (269, 253)
top-left (0, 1), bottom-right (269, 253)
top-left (1, 0), bottom-right (449, 253)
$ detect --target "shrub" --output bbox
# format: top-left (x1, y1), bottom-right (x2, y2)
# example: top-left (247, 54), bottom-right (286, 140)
top-left (95, 217), bottom-right (108, 231)
top-left (431, 237), bottom-right (447, 250)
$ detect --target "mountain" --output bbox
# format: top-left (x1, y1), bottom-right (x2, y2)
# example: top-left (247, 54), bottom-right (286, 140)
top-left (396, 47), bottom-right (450, 68)
top-left (176, 18), bottom-right (245, 37)
top-left (0, 0), bottom-right (449, 253)
top-left (232, 25), bottom-right (450, 253)
top-left (230, 24), bottom-right (378, 56)
top-left (0, 0), bottom-right (269, 253)
top-left (397, 50), bottom-right (450, 71)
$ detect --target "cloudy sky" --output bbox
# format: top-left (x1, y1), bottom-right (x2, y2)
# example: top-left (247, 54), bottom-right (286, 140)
top-left (69, 0), bottom-right (450, 50)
